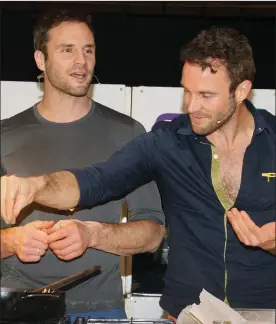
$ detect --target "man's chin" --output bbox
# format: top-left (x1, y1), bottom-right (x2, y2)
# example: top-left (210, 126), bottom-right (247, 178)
top-left (191, 123), bottom-right (205, 135)
top-left (191, 125), bottom-right (215, 136)
top-left (66, 86), bottom-right (90, 97)
top-left (72, 91), bottom-right (89, 97)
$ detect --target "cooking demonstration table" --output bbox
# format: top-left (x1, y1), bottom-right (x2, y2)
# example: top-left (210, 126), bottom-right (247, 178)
top-left (0, 318), bottom-right (174, 324)
top-left (0, 311), bottom-right (275, 324)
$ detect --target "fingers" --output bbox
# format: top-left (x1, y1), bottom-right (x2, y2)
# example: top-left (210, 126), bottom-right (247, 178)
top-left (12, 219), bottom-right (87, 262)
top-left (47, 220), bottom-right (77, 239)
top-left (22, 246), bottom-right (47, 257)
top-left (49, 235), bottom-right (75, 250)
top-left (227, 208), bottom-right (260, 246)
top-left (11, 219), bottom-right (86, 262)
top-left (46, 221), bottom-right (66, 235)
top-left (1, 176), bottom-right (8, 222)
top-left (227, 209), bottom-right (249, 244)
top-left (227, 210), bottom-right (275, 253)
top-left (52, 243), bottom-right (81, 260)
top-left (38, 221), bottom-right (56, 234)
top-left (1, 175), bottom-right (33, 225)
top-left (18, 254), bottom-right (42, 263)
top-left (2, 175), bottom-right (20, 224)
top-left (13, 222), bottom-right (52, 262)
top-left (240, 210), bottom-right (259, 233)
top-left (30, 222), bottom-right (55, 244)
top-left (17, 242), bottom-right (48, 263)
top-left (35, 220), bottom-right (55, 229)
top-left (56, 251), bottom-right (81, 261)
top-left (47, 221), bottom-right (88, 260)
top-left (27, 239), bottom-right (48, 251)
top-left (47, 227), bottom-right (68, 244)
top-left (12, 194), bottom-right (29, 224)
top-left (227, 208), bottom-right (249, 243)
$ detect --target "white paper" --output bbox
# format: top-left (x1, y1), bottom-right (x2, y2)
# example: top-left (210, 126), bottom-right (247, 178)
top-left (176, 289), bottom-right (273, 324)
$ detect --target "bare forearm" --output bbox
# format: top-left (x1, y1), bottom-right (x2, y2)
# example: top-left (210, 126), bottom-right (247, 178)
top-left (34, 171), bottom-right (80, 210)
top-left (87, 220), bottom-right (164, 256)
top-left (1, 229), bottom-right (16, 259)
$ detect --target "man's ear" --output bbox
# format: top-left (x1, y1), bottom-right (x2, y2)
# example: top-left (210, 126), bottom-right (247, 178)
top-left (34, 50), bottom-right (46, 72)
top-left (234, 80), bottom-right (252, 104)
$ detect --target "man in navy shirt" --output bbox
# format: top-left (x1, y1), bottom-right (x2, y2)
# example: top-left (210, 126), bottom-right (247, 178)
top-left (1, 27), bottom-right (276, 318)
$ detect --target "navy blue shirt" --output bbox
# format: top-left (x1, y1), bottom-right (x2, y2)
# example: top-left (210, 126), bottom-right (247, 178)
top-left (70, 101), bottom-right (276, 317)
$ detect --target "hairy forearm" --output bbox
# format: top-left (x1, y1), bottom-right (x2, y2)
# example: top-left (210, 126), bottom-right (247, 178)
top-left (1, 228), bottom-right (16, 259)
top-left (34, 171), bottom-right (80, 210)
top-left (87, 220), bottom-right (164, 256)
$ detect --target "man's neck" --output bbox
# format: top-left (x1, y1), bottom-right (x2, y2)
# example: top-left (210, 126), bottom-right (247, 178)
top-left (207, 103), bottom-right (255, 150)
top-left (38, 89), bottom-right (92, 123)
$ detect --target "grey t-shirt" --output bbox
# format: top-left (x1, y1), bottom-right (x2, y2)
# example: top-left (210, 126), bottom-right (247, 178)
top-left (0, 101), bottom-right (164, 313)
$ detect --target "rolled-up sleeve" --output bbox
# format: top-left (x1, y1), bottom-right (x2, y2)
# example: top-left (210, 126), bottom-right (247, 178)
top-left (68, 132), bottom-right (158, 209)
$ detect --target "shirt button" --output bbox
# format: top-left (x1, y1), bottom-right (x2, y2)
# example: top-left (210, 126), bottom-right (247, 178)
top-left (258, 127), bottom-right (262, 132)
top-left (213, 153), bottom-right (219, 159)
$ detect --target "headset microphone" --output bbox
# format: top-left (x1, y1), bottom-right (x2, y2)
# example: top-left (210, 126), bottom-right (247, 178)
top-left (216, 108), bottom-right (235, 124)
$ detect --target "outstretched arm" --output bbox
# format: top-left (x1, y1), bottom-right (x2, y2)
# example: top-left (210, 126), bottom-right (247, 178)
top-left (1, 132), bottom-right (158, 224)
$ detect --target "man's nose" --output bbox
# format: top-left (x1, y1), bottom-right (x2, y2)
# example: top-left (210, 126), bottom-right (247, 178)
top-left (186, 96), bottom-right (201, 114)
top-left (74, 50), bottom-right (86, 65)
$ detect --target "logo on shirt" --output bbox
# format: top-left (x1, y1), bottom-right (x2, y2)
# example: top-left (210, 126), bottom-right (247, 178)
top-left (262, 173), bottom-right (276, 183)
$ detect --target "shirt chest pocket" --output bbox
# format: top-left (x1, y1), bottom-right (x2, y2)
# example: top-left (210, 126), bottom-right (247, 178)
top-left (252, 141), bottom-right (276, 207)
top-left (241, 161), bottom-right (275, 213)
top-left (254, 156), bottom-right (276, 210)
top-left (259, 171), bottom-right (276, 201)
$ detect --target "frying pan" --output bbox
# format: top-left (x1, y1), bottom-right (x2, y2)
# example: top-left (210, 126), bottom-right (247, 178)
top-left (0, 266), bottom-right (101, 323)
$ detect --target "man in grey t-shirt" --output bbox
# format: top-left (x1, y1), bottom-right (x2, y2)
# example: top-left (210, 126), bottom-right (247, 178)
top-left (0, 9), bottom-right (164, 321)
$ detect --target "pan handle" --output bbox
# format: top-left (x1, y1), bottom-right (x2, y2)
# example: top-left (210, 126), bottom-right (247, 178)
top-left (31, 266), bottom-right (101, 293)
top-left (21, 293), bottom-right (61, 300)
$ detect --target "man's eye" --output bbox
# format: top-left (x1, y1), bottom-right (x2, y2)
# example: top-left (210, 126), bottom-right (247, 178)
top-left (202, 94), bottom-right (212, 99)
top-left (85, 49), bottom-right (94, 54)
top-left (62, 48), bottom-right (72, 53)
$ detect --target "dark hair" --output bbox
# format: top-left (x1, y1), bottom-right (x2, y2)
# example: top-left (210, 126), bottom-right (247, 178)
top-left (33, 8), bottom-right (94, 59)
top-left (180, 27), bottom-right (256, 91)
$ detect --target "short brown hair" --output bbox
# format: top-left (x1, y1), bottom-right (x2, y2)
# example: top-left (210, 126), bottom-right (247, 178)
top-left (180, 27), bottom-right (256, 91)
top-left (33, 8), bottom-right (94, 59)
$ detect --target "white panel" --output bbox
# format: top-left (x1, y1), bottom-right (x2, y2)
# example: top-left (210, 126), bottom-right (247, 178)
top-left (132, 86), bottom-right (275, 131)
top-left (125, 87), bottom-right (132, 117)
top-left (1, 81), bottom-right (44, 119)
top-left (88, 84), bottom-right (131, 116)
top-left (250, 89), bottom-right (275, 114)
top-left (0, 81), bottom-right (130, 119)
top-left (125, 294), bottom-right (165, 319)
top-left (131, 86), bottom-right (184, 132)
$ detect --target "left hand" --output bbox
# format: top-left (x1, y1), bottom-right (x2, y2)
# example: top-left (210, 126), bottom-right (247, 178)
top-left (227, 208), bottom-right (276, 254)
top-left (47, 220), bottom-right (91, 260)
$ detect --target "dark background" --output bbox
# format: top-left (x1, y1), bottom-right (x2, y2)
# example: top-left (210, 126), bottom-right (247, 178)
top-left (1, 1), bottom-right (275, 294)
top-left (1, 1), bottom-right (275, 89)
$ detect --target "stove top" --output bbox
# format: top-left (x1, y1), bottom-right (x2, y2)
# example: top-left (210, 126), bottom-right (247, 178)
top-left (86, 320), bottom-right (174, 324)
top-left (1, 318), bottom-right (174, 324)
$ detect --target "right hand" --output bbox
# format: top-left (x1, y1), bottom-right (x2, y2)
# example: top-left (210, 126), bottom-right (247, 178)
top-left (1, 175), bottom-right (39, 224)
top-left (11, 221), bottom-right (55, 262)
